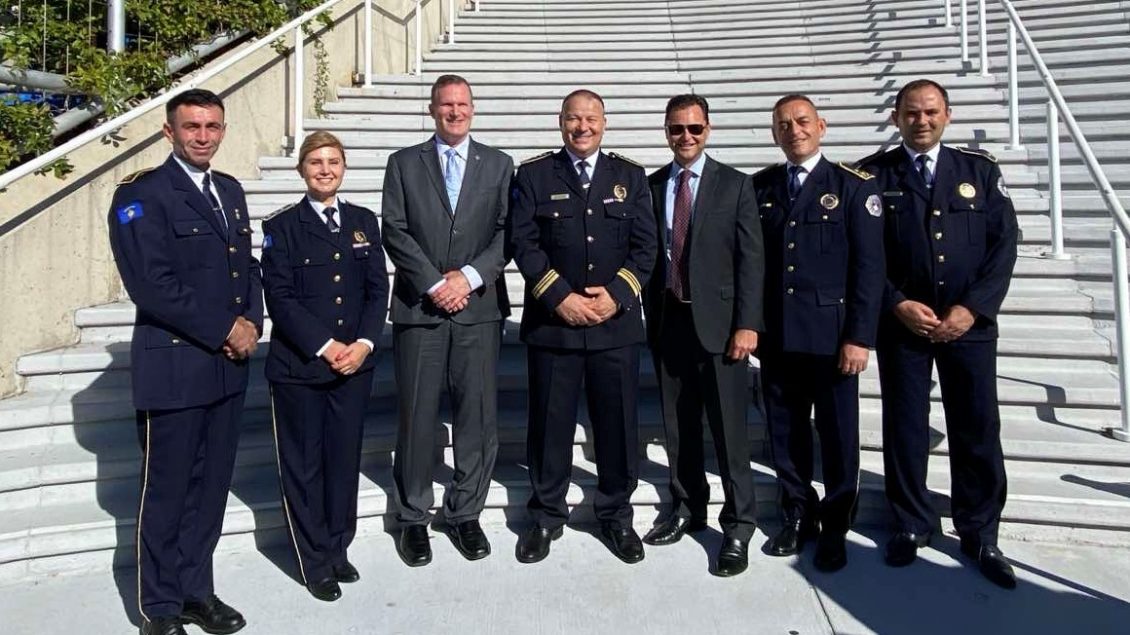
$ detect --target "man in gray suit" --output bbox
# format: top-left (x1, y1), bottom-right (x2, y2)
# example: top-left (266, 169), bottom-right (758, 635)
top-left (642, 94), bottom-right (764, 577)
top-left (381, 74), bottom-right (515, 566)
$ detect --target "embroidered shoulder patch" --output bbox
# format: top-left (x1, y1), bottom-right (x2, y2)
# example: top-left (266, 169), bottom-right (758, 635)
top-left (116, 201), bottom-right (144, 224)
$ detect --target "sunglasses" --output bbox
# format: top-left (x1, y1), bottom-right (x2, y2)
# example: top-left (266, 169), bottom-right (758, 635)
top-left (665, 123), bottom-right (707, 136)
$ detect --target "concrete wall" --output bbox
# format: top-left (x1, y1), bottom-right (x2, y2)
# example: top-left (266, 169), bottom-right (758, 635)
top-left (0, 0), bottom-right (453, 397)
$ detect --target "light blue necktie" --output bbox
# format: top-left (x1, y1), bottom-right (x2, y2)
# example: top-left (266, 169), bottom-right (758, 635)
top-left (444, 147), bottom-right (463, 212)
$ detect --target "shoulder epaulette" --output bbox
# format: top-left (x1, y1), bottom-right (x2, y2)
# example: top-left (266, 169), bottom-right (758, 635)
top-left (263, 203), bottom-right (296, 222)
top-left (609, 152), bottom-right (644, 168)
top-left (520, 151), bottom-right (553, 165)
top-left (835, 162), bottom-right (875, 180)
top-left (210, 169), bottom-right (239, 182)
top-left (753, 163), bottom-right (782, 177)
top-left (855, 148), bottom-right (888, 167)
top-left (956, 146), bottom-right (997, 163)
top-left (118, 166), bottom-right (157, 185)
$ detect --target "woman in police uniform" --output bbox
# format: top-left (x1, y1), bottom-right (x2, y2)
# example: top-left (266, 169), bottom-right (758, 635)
top-left (261, 131), bottom-right (389, 602)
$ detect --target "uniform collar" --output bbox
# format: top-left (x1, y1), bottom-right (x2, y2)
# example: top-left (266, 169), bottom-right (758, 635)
top-left (171, 152), bottom-right (215, 192)
top-left (902, 142), bottom-right (941, 166)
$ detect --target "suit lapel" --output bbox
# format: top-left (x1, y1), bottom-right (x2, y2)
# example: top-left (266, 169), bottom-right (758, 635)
top-left (164, 155), bottom-right (227, 239)
top-left (552, 149), bottom-right (588, 200)
top-left (688, 155), bottom-right (718, 254)
top-left (419, 137), bottom-right (454, 218)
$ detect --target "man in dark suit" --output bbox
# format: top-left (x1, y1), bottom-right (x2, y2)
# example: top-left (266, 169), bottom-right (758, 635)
top-left (641, 94), bottom-right (763, 577)
top-left (381, 74), bottom-right (515, 566)
top-left (857, 79), bottom-right (1019, 589)
top-left (107, 89), bottom-right (260, 635)
top-left (508, 89), bottom-right (657, 565)
top-left (261, 131), bottom-right (389, 602)
top-left (753, 94), bottom-right (885, 573)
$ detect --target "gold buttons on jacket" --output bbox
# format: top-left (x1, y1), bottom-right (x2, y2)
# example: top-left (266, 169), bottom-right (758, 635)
top-left (587, 236), bottom-right (594, 243)
top-left (231, 271), bottom-right (239, 278)
top-left (333, 252), bottom-right (341, 261)
top-left (229, 246), bottom-right (237, 254)
top-left (787, 242), bottom-right (795, 249)
top-left (938, 254), bottom-right (946, 263)
top-left (934, 232), bottom-right (943, 240)
top-left (333, 274), bottom-right (341, 283)
top-left (335, 296), bottom-right (343, 305)
top-left (787, 265), bottom-right (795, 272)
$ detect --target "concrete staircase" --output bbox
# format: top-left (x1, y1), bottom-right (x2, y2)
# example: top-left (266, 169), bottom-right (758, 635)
top-left (4, 0), bottom-right (1130, 583)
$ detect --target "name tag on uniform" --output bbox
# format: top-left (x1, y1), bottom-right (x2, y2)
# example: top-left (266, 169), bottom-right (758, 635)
top-left (603, 198), bottom-right (616, 204)
top-left (353, 242), bottom-right (370, 249)
top-left (550, 193), bottom-right (570, 201)
top-left (883, 191), bottom-right (903, 197)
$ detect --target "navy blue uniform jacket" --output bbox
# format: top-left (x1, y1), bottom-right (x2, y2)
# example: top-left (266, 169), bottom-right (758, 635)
top-left (107, 154), bottom-right (263, 410)
top-left (260, 199), bottom-right (389, 384)
top-left (508, 149), bottom-right (658, 350)
top-left (857, 145), bottom-right (1018, 341)
top-left (753, 158), bottom-right (886, 355)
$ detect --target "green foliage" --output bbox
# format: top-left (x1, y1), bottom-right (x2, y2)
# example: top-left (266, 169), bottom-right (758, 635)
top-left (0, 0), bottom-right (331, 176)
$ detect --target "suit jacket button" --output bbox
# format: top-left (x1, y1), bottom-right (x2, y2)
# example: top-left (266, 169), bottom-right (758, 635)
top-left (938, 254), bottom-right (946, 263)
top-left (787, 242), bottom-right (795, 249)
top-left (934, 232), bottom-right (943, 240)
top-left (786, 288), bottom-right (794, 294)
top-left (933, 209), bottom-right (942, 216)
top-left (788, 220), bottom-right (797, 227)
top-left (587, 236), bottom-right (594, 243)
top-left (234, 297), bottom-right (242, 304)
top-left (335, 297), bottom-right (343, 304)
top-left (786, 265), bottom-right (795, 272)
top-left (333, 274), bottom-right (342, 282)
top-left (229, 246), bottom-right (237, 253)
top-left (587, 263), bottom-right (594, 271)
top-left (334, 252), bottom-right (341, 260)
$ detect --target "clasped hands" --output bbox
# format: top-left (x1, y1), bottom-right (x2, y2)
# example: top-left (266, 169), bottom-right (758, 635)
top-left (430, 270), bottom-right (472, 314)
top-left (895, 300), bottom-right (975, 344)
top-left (223, 316), bottom-right (259, 360)
top-left (321, 340), bottom-right (371, 375)
top-left (555, 287), bottom-right (618, 327)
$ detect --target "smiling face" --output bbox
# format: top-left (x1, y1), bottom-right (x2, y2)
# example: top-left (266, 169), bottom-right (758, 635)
top-left (893, 85), bottom-right (952, 153)
top-left (164, 104), bottom-right (226, 170)
top-left (771, 98), bottom-right (826, 165)
top-left (559, 94), bottom-right (606, 159)
top-left (665, 104), bottom-right (711, 167)
top-left (429, 81), bottom-right (474, 146)
top-left (298, 145), bottom-right (345, 204)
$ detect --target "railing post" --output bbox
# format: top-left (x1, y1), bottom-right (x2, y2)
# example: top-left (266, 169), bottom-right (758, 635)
top-left (1111, 229), bottom-right (1130, 442)
top-left (945, 0), bottom-right (953, 28)
top-left (364, 0), bottom-right (373, 86)
top-left (476, 0), bottom-right (482, 12)
top-left (1007, 21), bottom-right (1023, 150)
top-left (293, 26), bottom-right (305, 151)
top-left (448, 0), bottom-right (457, 44)
top-left (960, 0), bottom-right (969, 63)
top-left (415, 0), bottom-right (423, 75)
top-left (107, 0), bottom-right (126, 52)
top-left (1047, 99), bottom-right (1066, 259)
top-left (978, 0), bottom-right (989, 76)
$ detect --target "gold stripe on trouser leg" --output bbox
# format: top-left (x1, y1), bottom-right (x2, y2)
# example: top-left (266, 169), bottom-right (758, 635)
top-left (136, 411), bottom-right (152, 622)
top-left (269, 385), bottom-right (309, 584)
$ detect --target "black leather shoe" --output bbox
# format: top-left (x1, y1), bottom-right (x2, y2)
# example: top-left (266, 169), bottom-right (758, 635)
top-left (397, 525), bottom-right (432, 567)
top-left (179, 595), bottom-right (245, 634)
top-left (813, 533), bottom-right (848, 572)
top-left (600, 523), bottom-right (645, 564)
top-left (140, 617), bottom-right (187, 635)
top-left (516, 525), bottom-right (564, 563)
top-left (642, 516), bottom-right (707, 546)
top-left (766, 517), bottom-right (818, 556)
top-left (961, 540), bottom-right (1017, 590)
top-left (332, 561), bottom-right (360, 583)
top-left (884, 531), bottom-right (931, 567)
top-left (449, 519), bottom-right (491, 560)
top-left (306, 576), bottom-right (342, 602)
top-left (713, 536), bottom-right (749, 577)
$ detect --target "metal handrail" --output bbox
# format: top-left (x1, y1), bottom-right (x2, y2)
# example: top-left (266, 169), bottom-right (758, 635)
top-left (955, 0), bottom-right (1130, 441)
top-left (0, 0), bottom-right (359, 190)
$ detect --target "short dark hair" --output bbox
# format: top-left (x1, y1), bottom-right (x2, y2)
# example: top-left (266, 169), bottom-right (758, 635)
top-left (561, 89), bottom-right (605, 113)
top-left (665, 94), bottom-right (710, 123)
top-left (166, 88), bottom-right (224, 123)
top-left (430, 74), bottom-right (473, 104)
top-left (772, 93), bottom-right (816, 115)
top-left (895, 79), bottom-right (950, 110)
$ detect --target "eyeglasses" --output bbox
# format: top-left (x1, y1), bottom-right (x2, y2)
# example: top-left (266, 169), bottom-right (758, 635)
top-left (665, 123), bottom-right (707, 136)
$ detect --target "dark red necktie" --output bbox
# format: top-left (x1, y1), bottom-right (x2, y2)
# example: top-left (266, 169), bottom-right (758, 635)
top-left (668, 169), bottom-right (693, 301)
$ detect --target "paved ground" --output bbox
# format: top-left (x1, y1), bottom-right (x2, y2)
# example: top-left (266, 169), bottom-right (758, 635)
top-left (4, 523), bottom-right (1129, 634)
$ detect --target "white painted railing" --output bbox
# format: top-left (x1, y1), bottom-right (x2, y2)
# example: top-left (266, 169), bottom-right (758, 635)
top-left (0, 0), bottom-right (363, 190)
top-left (951, 0), bottom-right (1130, 441)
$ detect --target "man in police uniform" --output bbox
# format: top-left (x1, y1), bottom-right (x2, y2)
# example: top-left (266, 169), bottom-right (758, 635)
top-left (858, 79), bottom-right (1019, 589)
top-left (508, 89), bottom-right (657, 564)
top-left (754, 94), bottom-right (885, 573)
top-left (643, 94), bottom-right (763, 577)
top-left (107, 89), bottom-right (260, 635)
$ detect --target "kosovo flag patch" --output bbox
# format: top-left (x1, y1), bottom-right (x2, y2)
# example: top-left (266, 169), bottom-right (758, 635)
top-left (116, 201), bottom-right (144, 225)
top-left (263, 234), bottom-right (274, 249)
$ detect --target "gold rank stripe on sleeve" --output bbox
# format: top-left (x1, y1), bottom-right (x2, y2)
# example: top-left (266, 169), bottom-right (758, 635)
top-left (532, 269), bottom-right (561, 299)
top-left (616, 268), bottom-right (642, 297)
top-left (520, 151), bottom-right (554, 165)
top-left (835, 162), bottom-right (876, 180)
